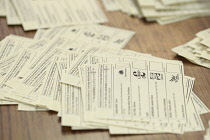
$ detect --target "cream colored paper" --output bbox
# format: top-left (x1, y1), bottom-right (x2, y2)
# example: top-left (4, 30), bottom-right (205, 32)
top-left (101, 0), bottom-right (120, 11)
top-left (11, 0), bottom-right (108, 31)
top-left (5, 0), bottom-right (21, 25)
top-left (95, 61), bottom-right (186, 123)
top-left (0, 0), bottom-right (6, 17)
top-left (172, 45), bottom-right (210, 69)
top-left (18, 103), bottom-right (47, 111)
top-left (161, 0), bottom-right (208, 5)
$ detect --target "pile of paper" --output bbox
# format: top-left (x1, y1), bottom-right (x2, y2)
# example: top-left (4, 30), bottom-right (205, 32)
top-left (0, 0), bottom-right (107, 31)
top-left (0, 24), bottom-right (209, 135)
top-left (172, 28), bottom-right (210, 69)
top-left (101, 0), bottom-right (143, 17)
top-left (204, 121), bottom-right (210, 140)
top-left (102, 0), bottom-right (210, 25)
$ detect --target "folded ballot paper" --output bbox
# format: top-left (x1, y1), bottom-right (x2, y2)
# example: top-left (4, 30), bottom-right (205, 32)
top-left (0, 24), bottom-right (209, 135)
top-left (102, 0), bottom-right (210, 25)
top-left (0, 0), bottom-right (107, 31)
top-left (172, 28), bottom-right (210, 69)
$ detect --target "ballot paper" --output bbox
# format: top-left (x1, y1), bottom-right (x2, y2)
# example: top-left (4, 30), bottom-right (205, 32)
top-left (0, 24), bottom-right (209, 135)
top-left (0, 0), bottom-right (6, 17)
top-left (0, 35), bottom-right (35, 60)
top-left (161, 0), bottom-right (209, 5)
top-left (5, 0), bottom-right (21, 25)
top-left (63, 53), bottom-right (207, 134)
top-left (101, 0), bottom-right (120, 11)
top-left (60, 50), bottom-right (207, 134)
top-left (80, 56), bottom-right (186, 122)
top-left (1, 0), bottom-right (108, 30)
top-left (61, 52), bottom-right (152, 129)
top-left (101, 0), bottom-right (210, 24)
top-left (0, 25), bottom-right (134, 106)
top-left (0, 99), bottom-right (18, 105)
top-left (18, 103), bottom-right (47, 111)
top-left (2, 25), bottom-right (135, 108)
top-left (0, 36), bottom-right (48, 104)
top-left (172, 28), bottom-right (210, 69)
top-left (155, 0), bottom-right (210, 10)
top-left (77, 57), bottom-right (185, 133)
top-left (32, 24), bottom-right (135, 49)
top-left (102, 0), bottom-right (142, 17)
top-left (34, 29), bottom-right (47, 40)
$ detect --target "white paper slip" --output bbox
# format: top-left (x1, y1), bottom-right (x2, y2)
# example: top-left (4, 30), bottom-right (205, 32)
top-left (157, 13), bottom-right (210, 25)
top-left (0, 53), bottom-right (20, 79)
top-left (5, 40), bottom-right (80, 106)
top-left (38, 25), bottom-right (135, 49)
top-left (61, 66), bottom-right (107, 129)
top-left (18, 103), bottom-right (48, 111)
top-left (141, 6), bottom-right (210, 18)
top-left (5, 0), bottom-right (21, 25)
top-left (70, 60), bottom-right (183, 133)
top-left (196, 28), bottom-right (210, 40)
top-left (11, 0), bottom-right (108, 31)
top-left (65, 55), bottom-right (183, 134)
top-left (155, 0), bottom-right (210, 10)
top-left (61, 84), bottom-right (107, 129)
top-left (4, 53), bottom-right (64, 106)
top-left (183, 97), bottom-right (205, 132)
top-left (61, 82), bottom-right (83, 126)
top-left (137, 0), bottom-right (155, 7)
top-left (102, 0), bottom-right (210, 24)
top-left (201, 39), bottom-right (210, 48)
top-left (0, 49), bottom-right (39, 103)
top-left (61, 47), bottom-right (151, 87)
top-left (33, 29), bottom-right (48, 40)
top-left (186, 38), bottom-right (210, 61)
top-left (101, 0), bottom-right (120, 11)
top-left (0, 49), bottom-right (39, 88)
top-left (0, 35), bottom-right (35, 61)
top-left (0, 39), bottom-right (58, 102)
top-left (172, 45), bottom-right (210, 69)
top-left (79, 55), bottom-right (153, 123)
top-left (161, 0), bottom-right (208, 5)
top-left (172, 29), bottom-right (210, 69)
top-left (62, 71), bottom-right (106, 128)
top-left (109, 126), bottom-right (165, 135)
top-left (191, 92), bottom-right (210, 115)
top-left (79, 72), bottom-right (202, 134)
top-left (89, 75), bottom-right (204, 134)
top-left (0, 0), bottom-right (6, 17)
top-left (94, 60), bottom-right (186, 124)
top-left (5, 34), bottom-right (137, 106)
top-left (184, 76), bottom-right (195, 103)
top-left (33, 56), bottom-right (61, 109)
top-left (116, 0), bottom-right (142, 16)
top-left (35, 54), bottom-right (76, 112)
top-left (102, 0), bottom-right (142, 17)
top-left (0, 99), bottom-right (18, 105)
top-left (7, 37), bottom-right (71, 84)
top-left (79, 63), bottom-right (184, 134)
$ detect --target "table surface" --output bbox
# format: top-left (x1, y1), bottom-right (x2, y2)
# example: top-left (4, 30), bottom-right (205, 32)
top-left (0, 1), bottom-right (210, 140)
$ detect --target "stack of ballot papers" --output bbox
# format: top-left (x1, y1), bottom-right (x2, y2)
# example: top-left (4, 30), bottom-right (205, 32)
top-left (102, 0), bottom-right (210, 25)
top-left (101, 0), bottom-right (143, 17)
top-left (172, 28), bottom-right (210, 69)
top-left (204, 121), bottom-right (210, 140)
top-left (0, 24), bottom-right (209, 135)
top-left (0, 0), bottom-right (107, 31)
